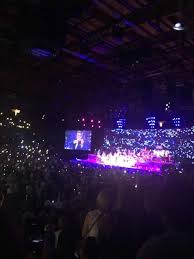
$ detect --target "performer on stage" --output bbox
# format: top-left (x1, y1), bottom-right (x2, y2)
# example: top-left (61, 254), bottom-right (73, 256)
top-left (72, 131), bottom-right (90, 150)
top-left (72, 131), bottom-right (85, 150)
top-left (96, 146), bottom-right (173, 168)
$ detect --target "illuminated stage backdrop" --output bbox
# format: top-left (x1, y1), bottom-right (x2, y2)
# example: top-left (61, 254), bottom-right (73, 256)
top-left (103, 127), bottom-right (194, 161)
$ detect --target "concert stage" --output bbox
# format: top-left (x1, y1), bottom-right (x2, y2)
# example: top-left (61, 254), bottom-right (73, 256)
top-left (73, 154), bottom-right (174, 173)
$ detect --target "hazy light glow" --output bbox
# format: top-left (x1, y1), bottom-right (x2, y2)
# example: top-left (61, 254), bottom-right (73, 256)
top-left (173, 22), bottom-right (184, 31)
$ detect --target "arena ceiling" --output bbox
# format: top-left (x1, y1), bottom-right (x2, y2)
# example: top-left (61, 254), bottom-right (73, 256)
top-left (1, 0), bottom-right (194, 113)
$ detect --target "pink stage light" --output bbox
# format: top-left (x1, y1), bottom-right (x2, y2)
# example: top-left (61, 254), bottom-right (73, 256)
top-left (98, 125), bottom-right (101, 128)
top-left (83, 124), bottom-right (85, 127)
top-left (91, 119), bottom-right (94, 123)
top-left (82, 118), bottom-right (85, 122)
top-left (91, 125), bottom-right (94, 128)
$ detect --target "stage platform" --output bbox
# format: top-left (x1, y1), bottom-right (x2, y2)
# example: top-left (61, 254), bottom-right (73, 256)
top-left (72, 154), bottom-right (174, 173)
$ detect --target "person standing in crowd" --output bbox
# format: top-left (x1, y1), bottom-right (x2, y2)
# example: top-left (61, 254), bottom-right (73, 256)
top-left (82, 188), bottom-right (116, 259)
top-left (82, 189), bottom-right (115, 240)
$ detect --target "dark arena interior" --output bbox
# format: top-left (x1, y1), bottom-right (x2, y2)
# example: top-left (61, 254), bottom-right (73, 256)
top-left (2, 1), bottom-right (194, 258)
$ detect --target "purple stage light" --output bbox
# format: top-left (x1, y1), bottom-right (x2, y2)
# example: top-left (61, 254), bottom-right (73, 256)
top-left (72, 158), bottom-right (163, 174)
top-left (62, 48), bottom-right (96, 64)
top-left (30, 48), bottom-right (53, 58)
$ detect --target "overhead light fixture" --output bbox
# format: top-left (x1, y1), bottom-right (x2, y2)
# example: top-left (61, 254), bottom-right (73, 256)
top-left (173, 22), bottom-right (185, 31)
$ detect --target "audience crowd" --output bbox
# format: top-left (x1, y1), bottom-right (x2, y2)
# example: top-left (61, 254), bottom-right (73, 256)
top-left (1, 112), bottom-right (194, 259)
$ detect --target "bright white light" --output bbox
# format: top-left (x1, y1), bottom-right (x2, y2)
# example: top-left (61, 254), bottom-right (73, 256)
top-left (12, 109), bottom-right (21, 116)
top-left (159, 121), bottom-right (164, 128)
top-left (173, 22), bottom-right (184, 31)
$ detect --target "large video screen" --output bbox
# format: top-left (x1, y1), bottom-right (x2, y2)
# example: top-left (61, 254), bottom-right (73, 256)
top-left (103, 127), bottom-right (194, 161)
top-left (64, 130), bottom-right (92, 151)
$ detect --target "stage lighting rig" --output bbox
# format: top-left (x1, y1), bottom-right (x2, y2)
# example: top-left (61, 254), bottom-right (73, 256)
top-left (116, 118), bottom-right (126, 129)
top-left (146, 117), bottom-right (156, 129)
top-left (172, 117), bottom-right (181, 127)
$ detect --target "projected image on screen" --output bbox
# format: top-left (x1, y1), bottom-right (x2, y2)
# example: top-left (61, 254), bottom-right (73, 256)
top-left (103, 127), bottom-right (194, 161)
top-left (64, 130), bottom-right (92, 151)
